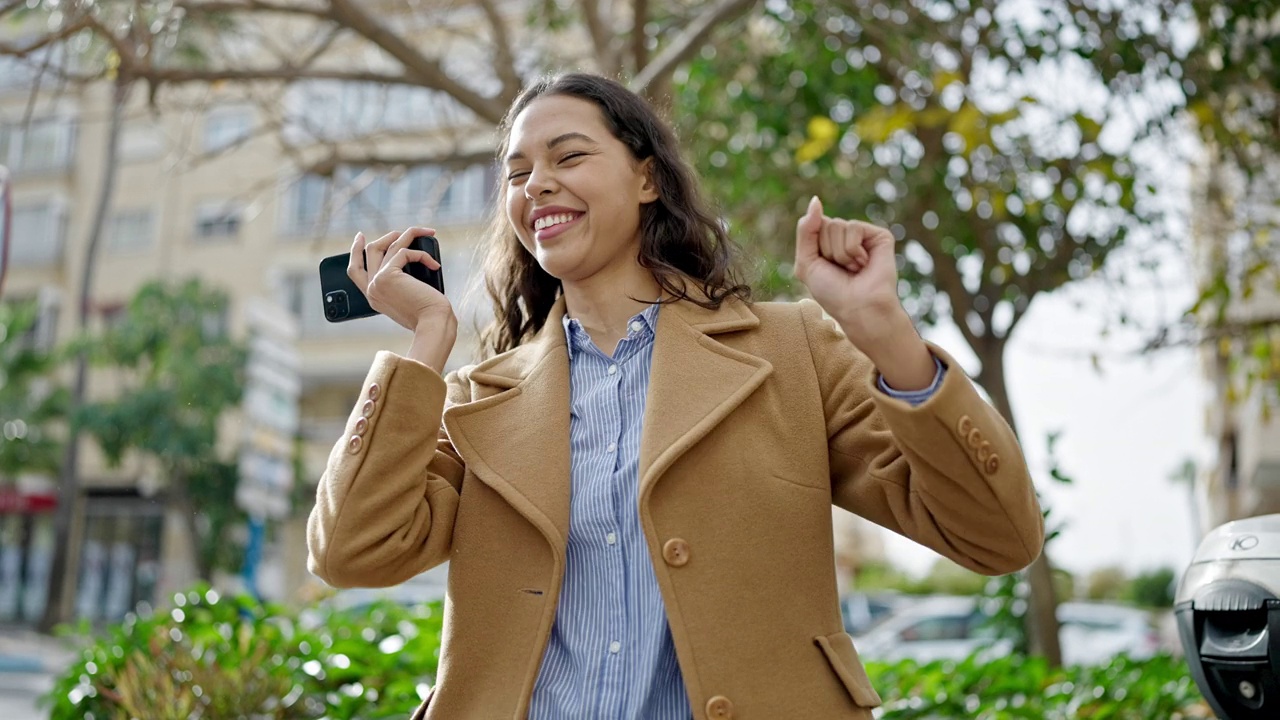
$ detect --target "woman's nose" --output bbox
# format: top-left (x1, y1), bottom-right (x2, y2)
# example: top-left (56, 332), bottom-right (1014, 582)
top-left (524, 167), bottom-right (557, 198)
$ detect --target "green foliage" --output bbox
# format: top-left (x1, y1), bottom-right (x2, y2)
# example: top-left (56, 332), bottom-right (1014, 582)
top-left (1127, 567), bottom-right (1178, 609)
top-left (73, 279), bottom-right (248, 577)
top-left (44, 585), bottom-right (443, 720)
top-left (866, 653), bottom-right (1212, 719)
top-left (0, 299), bottom-right (68, 478)
top-left (74, 280), bottom-right (245, 471)
top-left (676, 0), bottom-right (1165, 346)
top-left (45, 583), bottom-right (1205, 719)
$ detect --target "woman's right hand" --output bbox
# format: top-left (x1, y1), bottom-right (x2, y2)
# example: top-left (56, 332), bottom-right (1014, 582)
top-left (348, 227), bottom-right (455, 332)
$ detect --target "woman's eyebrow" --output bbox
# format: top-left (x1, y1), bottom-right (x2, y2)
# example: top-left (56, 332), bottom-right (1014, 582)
top-left (506, 132), bottom-right (597, 162)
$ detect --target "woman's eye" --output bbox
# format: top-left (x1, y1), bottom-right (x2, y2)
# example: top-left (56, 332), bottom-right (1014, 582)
top-left (507, 171), bottom-right (529, 183)
top-left (559, 152), bottom-right (586, 163)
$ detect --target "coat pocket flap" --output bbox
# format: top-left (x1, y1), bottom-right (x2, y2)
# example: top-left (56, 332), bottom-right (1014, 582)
top-left (814, 632), bottom-right (883, 708)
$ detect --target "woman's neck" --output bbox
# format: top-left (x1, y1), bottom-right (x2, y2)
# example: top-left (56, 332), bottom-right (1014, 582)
top-left (562, 263), bottom-right (663, 356)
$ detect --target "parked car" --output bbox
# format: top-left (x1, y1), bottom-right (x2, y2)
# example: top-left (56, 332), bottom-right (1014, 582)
top-left (840, 592), bottom-right (909, 636)
top-left (852, 595), bottom-right (1161, 666)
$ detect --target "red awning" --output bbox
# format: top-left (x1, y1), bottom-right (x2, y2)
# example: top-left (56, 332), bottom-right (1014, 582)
top-left (0, 488), bottom-right (57, 513)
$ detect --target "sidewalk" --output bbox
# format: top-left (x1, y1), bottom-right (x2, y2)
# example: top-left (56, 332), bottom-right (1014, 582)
top-left (0, 627), bottom-right (78, 720)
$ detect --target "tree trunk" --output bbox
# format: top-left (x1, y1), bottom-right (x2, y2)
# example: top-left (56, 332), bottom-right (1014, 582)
top-left (974, 336), bottom-right (1064, 667)
top-left (39, 79), bottom-right (132, 633)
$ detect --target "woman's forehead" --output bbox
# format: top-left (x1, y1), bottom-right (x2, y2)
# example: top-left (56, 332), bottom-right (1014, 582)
top-left (509, 95), bottom-right (609, 148)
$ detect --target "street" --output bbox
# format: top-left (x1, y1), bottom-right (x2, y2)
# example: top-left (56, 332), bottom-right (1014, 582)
top-left (0, 670), bottom-right (53, 720)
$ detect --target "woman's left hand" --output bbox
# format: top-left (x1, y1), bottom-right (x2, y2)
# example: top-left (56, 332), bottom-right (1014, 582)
top-left (794, 196), bottom-right (936, 389)
top-left (794, 196), bottom-right (904, 340)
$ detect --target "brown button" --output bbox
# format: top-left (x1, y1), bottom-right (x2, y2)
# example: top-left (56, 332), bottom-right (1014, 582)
top-left (347, 435), bottom-right (363, 454)
top-left (361, 399), bottom-right (376, 418)
top-left (368, 383), bottom-right (381, 401)
top-left (705, 695), bottom-right (734, 719)
top-left (985, 454), bottom-right (1000, 475)
top-left (662, 538), bottom-right (690, 567)
top-left (977, 440), bottom-right (991, 462)
top-left (967, 428), bottom-right (982, 449)
top-left (353, 417), bottom-right (368, 436)
top-left (957, 415), bottom-right (973, 437)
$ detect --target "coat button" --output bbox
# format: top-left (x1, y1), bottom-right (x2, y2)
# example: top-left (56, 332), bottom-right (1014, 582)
top-left (368, 383), bottom-right (381, 401)
top-left (957, 415), bottom-right (973, 437)
top-left (663, 538), bottom-right (690, 567)
top-left (354, 417), bottom-right (368, 436)
top-left (977, 440), bottom-right (991, 462)
top-left (985, 454), bottom-right (1000, 475)
top-left (361, 399), bottom-right (376, 418)
top-left (705, 695), bottom-right (734, 719)
top-left (967, 428), bottom-right (982, 449)
top-left (347, 435), bottom-right (363, 454)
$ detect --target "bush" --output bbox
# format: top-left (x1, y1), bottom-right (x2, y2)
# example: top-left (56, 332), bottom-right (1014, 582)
top-left (866, 653), bottom-right (1213, 719)
top-left (46, 585), bottom-right (1210, 719)
top-left (44, 585), bottom-right (442, 719)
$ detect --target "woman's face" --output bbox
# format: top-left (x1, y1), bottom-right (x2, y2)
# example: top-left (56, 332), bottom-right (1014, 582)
top-left (503, 94), bottom-right (657, 283)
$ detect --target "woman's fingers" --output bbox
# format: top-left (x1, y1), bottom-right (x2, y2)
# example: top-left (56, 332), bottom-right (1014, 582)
top-left (346, 232), bottom-right (369, 290)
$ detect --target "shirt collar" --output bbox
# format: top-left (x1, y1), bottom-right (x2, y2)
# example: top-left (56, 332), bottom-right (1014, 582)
top-left (563, 302), bottom-right (661, 362)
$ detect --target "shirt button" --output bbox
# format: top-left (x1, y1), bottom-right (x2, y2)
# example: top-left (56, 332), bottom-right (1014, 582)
top-left (606, 532), bottom-right (617, 545)
top-left (608, 365), bottom-right (618, 375)
top-left (609, 641), bottom-right (621, 654)
top-left (629, 321), bottom-right (644, 333)
top-left (606, 442), bottom-right (617, 453)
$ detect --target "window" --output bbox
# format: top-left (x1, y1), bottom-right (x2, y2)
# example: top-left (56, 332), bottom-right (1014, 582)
top-left (120, 121), bottom-right (166, 162)
top-left (203, 108), bottom-right (253, 153)
top-left (10, 201), bottom-right (68, 267)
top-left (105, 210), bottom-right (155, 254)
top-left (0, 118), bottom-right (77, 173)
top-left (193, 201), bottom-right (243, 240)
top-left (281, 173), bottom-right (331, 234)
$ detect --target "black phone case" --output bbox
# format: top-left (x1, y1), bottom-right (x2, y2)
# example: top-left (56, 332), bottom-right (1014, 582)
top-left (319, 235), bottom-right (444, 323)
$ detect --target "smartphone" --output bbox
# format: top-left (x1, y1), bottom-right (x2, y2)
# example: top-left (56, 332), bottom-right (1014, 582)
top-left (319, 235), bottom-right (445, 323)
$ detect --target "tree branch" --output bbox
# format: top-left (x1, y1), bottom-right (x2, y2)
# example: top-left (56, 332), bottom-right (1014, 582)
top-left (142, 66), bottom-right (430, 86)
top-left (632, 0), bottom-right (650, 74)
top-left (476, 0), bottom-right (522, 100)
top-left (580, 0), bottom-right (619, 75)
top-left (327, 0), bottom-right (509, 123)
top-left (630, 0), bottom-right (757, 94)
top-left (173, 0), bottom-right (329, 18)
top-left (0, 17), bottom-right (92, 58)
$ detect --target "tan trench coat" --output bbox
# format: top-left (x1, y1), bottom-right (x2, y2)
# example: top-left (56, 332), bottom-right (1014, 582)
top-left (307, 296), bottom-right (1044, 720)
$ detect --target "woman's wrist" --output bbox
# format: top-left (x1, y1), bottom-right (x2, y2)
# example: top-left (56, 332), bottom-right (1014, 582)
top-left (407, 311), bottom-right (458, 373)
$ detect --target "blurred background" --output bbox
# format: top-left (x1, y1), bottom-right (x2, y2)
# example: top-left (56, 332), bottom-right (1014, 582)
top-left (0, 0), bottom-right (1276, 718)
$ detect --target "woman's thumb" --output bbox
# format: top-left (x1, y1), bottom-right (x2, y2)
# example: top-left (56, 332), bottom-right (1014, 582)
top-left (797, 195), bottom-right (824, 238)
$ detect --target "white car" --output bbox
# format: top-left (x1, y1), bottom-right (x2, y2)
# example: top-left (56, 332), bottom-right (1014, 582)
top-left (853, 595), bottom-right (1160, 666)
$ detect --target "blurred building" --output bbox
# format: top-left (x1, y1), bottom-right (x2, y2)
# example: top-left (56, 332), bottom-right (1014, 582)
top-left (0, 51), bottom-right (495, 624)
top-left (1196, 148), bottom-right (1280, 531)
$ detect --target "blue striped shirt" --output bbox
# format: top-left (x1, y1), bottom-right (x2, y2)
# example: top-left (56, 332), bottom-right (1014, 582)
top-left (527, 302), bottom-right (943, 719)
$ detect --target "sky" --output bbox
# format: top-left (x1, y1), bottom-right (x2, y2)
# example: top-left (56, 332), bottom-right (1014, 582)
top-left (881, 251), bottom-right (1211, 579)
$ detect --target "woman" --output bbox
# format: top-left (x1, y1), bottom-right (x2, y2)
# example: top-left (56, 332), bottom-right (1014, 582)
top-left (307, 73), bottom-right (1043, 720)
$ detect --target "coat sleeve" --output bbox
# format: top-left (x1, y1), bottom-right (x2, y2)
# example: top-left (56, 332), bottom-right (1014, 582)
top-left (799, 300), bottom-right (1044, 575)
top-left (306, 351), bottom-right (468, 588)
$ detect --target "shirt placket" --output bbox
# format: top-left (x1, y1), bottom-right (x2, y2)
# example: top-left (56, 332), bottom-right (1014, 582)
top-left (595, 340), bottom-right (632, 718)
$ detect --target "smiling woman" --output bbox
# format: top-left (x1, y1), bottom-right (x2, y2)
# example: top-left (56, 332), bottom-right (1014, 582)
top-left (306, 72), bottom-right (1044, 720)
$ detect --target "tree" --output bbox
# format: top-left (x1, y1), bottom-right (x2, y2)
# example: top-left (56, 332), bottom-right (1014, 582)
top-left (0, 300), bottom-right (67, 479)
top-left (73, 279), bottom-right (247, 582)
top-left (0, 0), bottom-right (762, 174)
top-left (674, 0), bottom-right (1192, 664)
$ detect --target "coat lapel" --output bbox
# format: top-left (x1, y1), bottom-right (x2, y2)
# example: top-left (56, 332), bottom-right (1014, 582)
top-left (443, 299), bottom-right (573, 554)
top-left (442, 294), bottom-right (774, 551)
top-left (638, 297), bottom-right (773, 498)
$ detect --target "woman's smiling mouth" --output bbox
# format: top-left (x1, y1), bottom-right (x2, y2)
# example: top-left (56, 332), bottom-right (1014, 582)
top-left (534, 212), bottom-right (584, 241)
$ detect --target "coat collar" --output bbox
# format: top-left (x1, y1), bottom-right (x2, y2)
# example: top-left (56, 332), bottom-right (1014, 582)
top-left (442, 292), bottom-right (771, 559)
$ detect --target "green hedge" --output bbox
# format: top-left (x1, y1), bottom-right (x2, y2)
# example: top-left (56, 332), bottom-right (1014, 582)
top-left (46, 587), bottom-right (1212, 719)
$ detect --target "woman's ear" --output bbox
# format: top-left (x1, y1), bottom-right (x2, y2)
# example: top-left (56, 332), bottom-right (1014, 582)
top-left (638, 158), bottom-right (659, 204)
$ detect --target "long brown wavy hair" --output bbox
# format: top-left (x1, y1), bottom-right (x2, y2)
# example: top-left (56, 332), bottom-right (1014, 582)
top-left (478, 73), bottom-right (751, 358)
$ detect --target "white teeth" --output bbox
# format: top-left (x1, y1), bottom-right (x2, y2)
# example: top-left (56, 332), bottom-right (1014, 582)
top-left (534, 213), bottom-right (578, 231)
